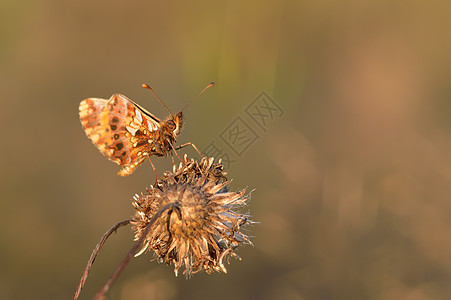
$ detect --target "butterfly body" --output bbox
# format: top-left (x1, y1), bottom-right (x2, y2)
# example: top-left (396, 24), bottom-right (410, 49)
top-left (79, 94), bottom-right (183, 176)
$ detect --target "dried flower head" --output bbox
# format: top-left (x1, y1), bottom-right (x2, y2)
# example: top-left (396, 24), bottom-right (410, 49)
top-left (131, 156), bottom-right (251, 276)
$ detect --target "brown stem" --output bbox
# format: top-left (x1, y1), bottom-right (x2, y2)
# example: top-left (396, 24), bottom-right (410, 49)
top-left (94, 203), bottom-right (180, 300)
top-left (73, 220), bottom-right (131, 300)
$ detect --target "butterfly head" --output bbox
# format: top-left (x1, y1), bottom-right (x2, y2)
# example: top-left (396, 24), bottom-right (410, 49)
top-left (165, 111), bottom-right (183, 138)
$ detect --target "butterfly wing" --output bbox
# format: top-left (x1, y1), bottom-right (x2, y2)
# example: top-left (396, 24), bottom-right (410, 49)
top-left (79, 94), bottom-right (162, 176)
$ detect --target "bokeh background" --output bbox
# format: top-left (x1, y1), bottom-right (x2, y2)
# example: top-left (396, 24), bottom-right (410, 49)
top-left (2, 1), bottom-right (451, 299)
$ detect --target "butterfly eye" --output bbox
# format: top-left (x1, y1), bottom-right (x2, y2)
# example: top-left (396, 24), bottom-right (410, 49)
top-left (167, 119), bottom-right (176, 130)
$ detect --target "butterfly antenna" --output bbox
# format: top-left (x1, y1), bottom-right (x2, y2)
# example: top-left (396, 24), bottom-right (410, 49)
top-left (181, 82), bottom-right (215, 112)
top-left (142, 84), bottom-right (174, 117)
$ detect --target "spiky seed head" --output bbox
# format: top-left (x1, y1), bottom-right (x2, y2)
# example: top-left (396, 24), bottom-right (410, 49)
top-left (131, 155), bottom-right (251, 276)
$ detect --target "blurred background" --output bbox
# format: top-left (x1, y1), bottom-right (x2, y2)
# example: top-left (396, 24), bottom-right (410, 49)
top-left (1, 0), bottom-right (451, 299)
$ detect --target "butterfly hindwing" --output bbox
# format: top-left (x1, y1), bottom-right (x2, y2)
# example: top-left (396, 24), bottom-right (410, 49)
top-left (79, 94), bottom-right (162, 176)
top-left (79, 98), bottom-right (110, 154)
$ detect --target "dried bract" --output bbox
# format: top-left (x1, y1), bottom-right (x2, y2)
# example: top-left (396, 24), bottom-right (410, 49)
top-left (131, 156), bottom-right (251, 276)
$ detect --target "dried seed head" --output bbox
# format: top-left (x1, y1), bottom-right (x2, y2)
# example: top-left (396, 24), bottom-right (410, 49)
top-left (131, 155), bottom-right (251, 276)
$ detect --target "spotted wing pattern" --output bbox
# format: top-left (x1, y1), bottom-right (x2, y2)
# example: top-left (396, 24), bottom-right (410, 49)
top-left (79, 94), bottom-right (162, 176)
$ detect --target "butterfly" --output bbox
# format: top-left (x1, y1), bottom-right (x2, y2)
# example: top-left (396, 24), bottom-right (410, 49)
top-left (79, 83), bottom-right (214, 176)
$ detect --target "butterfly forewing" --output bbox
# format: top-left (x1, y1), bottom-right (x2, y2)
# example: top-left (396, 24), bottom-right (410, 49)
top-left (79, 94), bottom-right (163, 176)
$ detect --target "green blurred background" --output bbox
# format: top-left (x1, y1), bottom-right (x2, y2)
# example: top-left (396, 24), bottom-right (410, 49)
top-left (2, 1), bottom-right (451, 299)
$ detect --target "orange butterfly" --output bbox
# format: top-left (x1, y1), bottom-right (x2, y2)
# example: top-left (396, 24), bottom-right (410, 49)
top-left (79, 83), bottom-right (214, 176)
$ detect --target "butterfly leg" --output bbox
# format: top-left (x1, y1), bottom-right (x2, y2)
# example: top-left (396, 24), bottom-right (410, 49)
top-left (174, 142), bottom-right (204, 158)
top-left (171, 155), bottom-right (176, 166)
top-left (148, 157), bottom-right (158, 186)
top-left (171, 142), bottom-right (207, 178)
top-left (171, 143), bottom-right (207, 176)
top-left (170, 143), bottom-right (188, 166)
